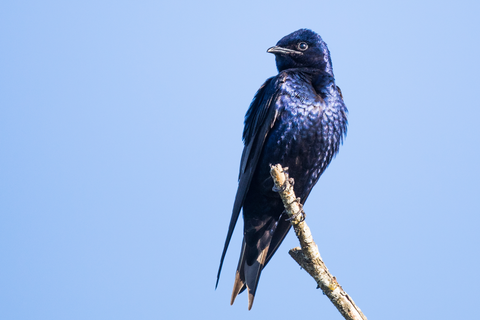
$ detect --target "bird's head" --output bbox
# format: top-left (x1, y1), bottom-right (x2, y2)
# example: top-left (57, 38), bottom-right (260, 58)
top-left (267, 29), bottom-right (333, 75)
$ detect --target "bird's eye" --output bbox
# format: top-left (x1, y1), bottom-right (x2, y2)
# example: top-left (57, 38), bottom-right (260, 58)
top-left (297, 42), bottom-right (308, 51)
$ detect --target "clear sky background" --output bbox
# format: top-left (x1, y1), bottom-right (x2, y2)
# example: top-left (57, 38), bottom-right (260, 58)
top-left (1, 1), bottom-right (479, 319)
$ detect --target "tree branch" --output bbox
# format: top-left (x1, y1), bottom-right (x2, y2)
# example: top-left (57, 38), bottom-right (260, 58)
top-left (270, 164), bottom-right (367, 320)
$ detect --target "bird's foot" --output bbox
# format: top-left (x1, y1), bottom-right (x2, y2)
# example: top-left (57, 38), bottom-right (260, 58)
top-left (272, 170), bottom-right (290, 192)
top-left (272, 167), bottom-right (295, 192)
top-left (286, 198), bottom-right (306, 222)
top-left (272, 184), bottom-right (286, 193)
top-left (288, 177), bottom-right (295, 186)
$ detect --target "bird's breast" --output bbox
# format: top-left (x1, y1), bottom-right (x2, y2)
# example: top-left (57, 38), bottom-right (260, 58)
top-left (274, 74), bottom-right (329, 157)
top-left (260, 73), bottom-right (346, 195)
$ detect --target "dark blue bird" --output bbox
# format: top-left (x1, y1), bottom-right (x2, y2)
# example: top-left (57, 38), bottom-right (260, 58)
top-left (216, 29), bottom-right (348, 310)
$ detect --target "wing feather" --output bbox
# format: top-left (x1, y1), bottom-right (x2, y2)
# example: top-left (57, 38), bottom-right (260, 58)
top-left (216, 76), bottom-right (281, 288)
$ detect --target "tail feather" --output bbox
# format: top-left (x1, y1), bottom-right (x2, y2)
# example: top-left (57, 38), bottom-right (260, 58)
top-left (230, 211), bottom-right (292, 310)
top-left (264, 212), bottom-right (291, 267)
top-left (230, 241), bottom-right (246, 305)
top-left (245, 245), bottom-right (269, 310)
top-left (230, 239), bottom-right (271, 310)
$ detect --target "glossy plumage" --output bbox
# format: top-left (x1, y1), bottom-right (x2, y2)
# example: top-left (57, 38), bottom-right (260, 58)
top-left (216, 29), bottom-right (348, 310)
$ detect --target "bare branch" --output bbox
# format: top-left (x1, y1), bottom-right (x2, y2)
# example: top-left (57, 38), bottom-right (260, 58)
top-left (270, 164), bottom-right (367, 320)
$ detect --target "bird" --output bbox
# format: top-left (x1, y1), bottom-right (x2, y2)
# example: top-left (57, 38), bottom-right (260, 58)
top-left (216, 29), bottom-right (348, 310)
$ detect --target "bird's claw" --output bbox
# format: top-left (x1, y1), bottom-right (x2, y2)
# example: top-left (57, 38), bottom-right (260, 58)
top-left (288, 177), bottom-right (295, 186)
top-left (286, 198), bottom-right (306, 222)
top-left (272, 170), bottom-right (291, 192)
top-left (272, 183), bottom-right (286, 193)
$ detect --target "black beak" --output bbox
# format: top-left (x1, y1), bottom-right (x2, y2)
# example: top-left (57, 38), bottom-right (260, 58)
top-left (267, 46), bottom-right (303, 55)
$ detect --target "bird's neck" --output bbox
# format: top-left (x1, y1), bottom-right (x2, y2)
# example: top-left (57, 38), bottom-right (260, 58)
top-left (281, 67), bottom-right (338, 100)
top-left (311, 70), bottom-right (338, 101)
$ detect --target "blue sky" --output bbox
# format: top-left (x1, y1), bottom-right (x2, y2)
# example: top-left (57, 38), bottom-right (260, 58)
top-left (1, 1), bottom-right (479, 319)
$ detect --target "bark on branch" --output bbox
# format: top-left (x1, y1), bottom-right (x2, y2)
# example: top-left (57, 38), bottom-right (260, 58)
top-left (269, 164), bottom-right (367, 320)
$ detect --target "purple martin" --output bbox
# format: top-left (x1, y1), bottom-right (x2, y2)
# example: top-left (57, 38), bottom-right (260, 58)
top-left (216, 29), bottom-right (348, 310)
